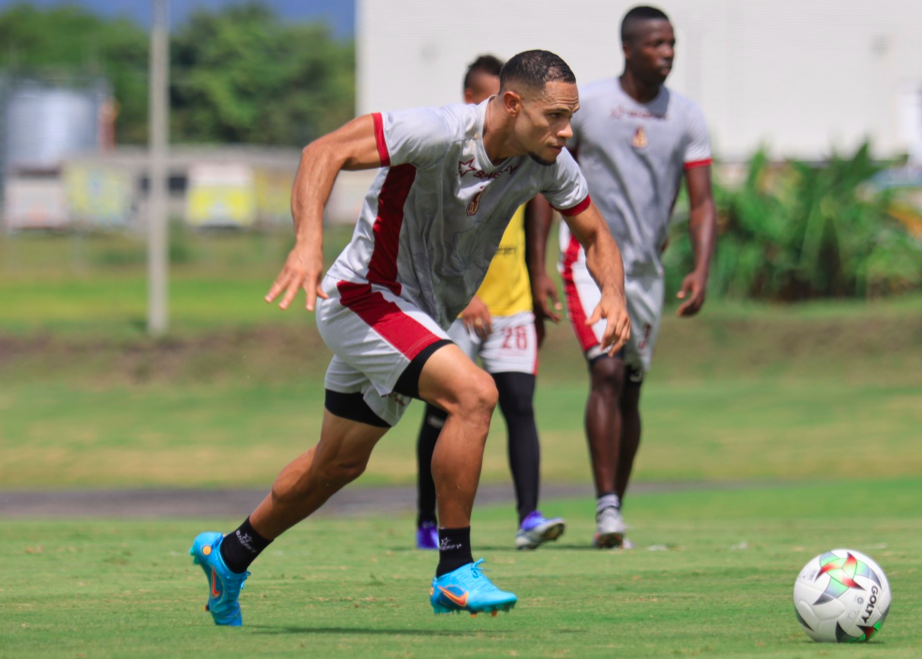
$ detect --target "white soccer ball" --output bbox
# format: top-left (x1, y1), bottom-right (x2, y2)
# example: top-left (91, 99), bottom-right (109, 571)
top-left (793, 549), bottom-right (891, 643)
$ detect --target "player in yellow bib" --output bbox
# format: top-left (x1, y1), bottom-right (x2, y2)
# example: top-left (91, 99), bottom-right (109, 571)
top-left (415, 55), bottom-right (566, 551)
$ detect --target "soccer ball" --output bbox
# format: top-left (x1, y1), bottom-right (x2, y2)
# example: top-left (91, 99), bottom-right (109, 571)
top-left (793, 549), bottom-right (891, 643)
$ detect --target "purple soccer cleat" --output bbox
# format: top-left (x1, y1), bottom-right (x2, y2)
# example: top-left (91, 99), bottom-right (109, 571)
top-left (416, 521), bottom-right (439, 550)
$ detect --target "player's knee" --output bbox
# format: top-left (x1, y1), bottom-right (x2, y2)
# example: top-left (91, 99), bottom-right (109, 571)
top-left (591, 359), bottom-right (626, 397)
top-left (500, 392), bottom-right (534, 418)
top-left (452, 370), bottom-right (498, 421)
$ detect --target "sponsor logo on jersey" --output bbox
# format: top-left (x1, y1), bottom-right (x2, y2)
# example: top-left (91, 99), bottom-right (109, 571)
top-left (467, 189), bottom-right (484, 216)
top-left (458, 159), bottom-right (519, 180)
top-left (611, 104), bottom-right (667, 121)
top-left (632, 126), bottom-right (648, 149)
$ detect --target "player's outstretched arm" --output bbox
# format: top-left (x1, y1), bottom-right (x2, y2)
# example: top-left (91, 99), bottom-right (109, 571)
top-left (564, 201), bottom-right (631, 355)
top-left (265, 115), bottom-right (384, 312)
top-left (676, 166), bottom-right (717, 317)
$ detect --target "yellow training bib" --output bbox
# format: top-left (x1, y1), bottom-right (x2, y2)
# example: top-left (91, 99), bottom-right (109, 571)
top-left (473, 204), bottom-right (532, 317)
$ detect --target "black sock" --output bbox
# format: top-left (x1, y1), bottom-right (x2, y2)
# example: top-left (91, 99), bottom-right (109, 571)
top-left (493, 372), bottom-right (540, 524)
top-left (436, 527), bottom-right (473, 577)
top-left (219, 517), bottom-right (272, 574)
top-left (416, 405), bottom-right (445, 526)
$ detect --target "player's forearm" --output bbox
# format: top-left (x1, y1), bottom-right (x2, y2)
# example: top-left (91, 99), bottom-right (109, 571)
top-left (583, 232), bottom-right (625, 298)
top-left (290, 142), bottom-right (342, 248)
top-left (525, 195), bottom-right (553, 279)
top-left (687, 200), bottom-right (716, 276)
top-left (569, 206), bottom-right (625, 298)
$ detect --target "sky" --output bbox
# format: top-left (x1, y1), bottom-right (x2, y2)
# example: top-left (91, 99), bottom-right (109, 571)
top-left (0, 0), bottom-right (355, 36)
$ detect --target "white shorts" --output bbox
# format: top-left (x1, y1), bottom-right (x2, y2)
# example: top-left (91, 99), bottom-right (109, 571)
top-left (559, 236), bottom-right (664, 373)
top-left (316, 277), bottom-right (450, 427)
top-left (448, 311), bottom-right (538, 376)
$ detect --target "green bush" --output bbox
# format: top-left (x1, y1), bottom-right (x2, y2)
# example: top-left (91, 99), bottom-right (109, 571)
top-left (665, 144), bottom-right (922, 301)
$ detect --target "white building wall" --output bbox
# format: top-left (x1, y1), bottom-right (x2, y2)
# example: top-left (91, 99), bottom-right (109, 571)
top-left (357, 0), bottom-right (922, 160)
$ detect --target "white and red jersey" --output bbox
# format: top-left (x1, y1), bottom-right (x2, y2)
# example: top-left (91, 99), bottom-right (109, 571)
top-left (563, 78), bottom-right (711, 278)
top-left (324, 99), bottom-right (590, 330)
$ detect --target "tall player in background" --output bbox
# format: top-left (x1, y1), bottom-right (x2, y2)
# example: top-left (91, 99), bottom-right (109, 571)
top-left (531, 6), bottom-right (717, 548)
top-left (416, 55), bottom-right (566, 552)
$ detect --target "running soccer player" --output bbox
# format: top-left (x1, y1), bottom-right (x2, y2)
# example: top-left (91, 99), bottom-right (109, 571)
top-left (531, 7), bottom-right (717, 549)
top-left (190, 50), bottom-right (631, 624)
top-left (415, 55), bottom-right (565, 552)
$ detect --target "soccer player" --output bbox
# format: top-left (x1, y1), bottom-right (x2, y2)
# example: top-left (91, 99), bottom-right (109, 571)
top-left (415, 55), bottom-right (566, 552)
top-left (531, 7), bottom-right (717, 548)
top-left (190, 50), bottom-right (631, 625)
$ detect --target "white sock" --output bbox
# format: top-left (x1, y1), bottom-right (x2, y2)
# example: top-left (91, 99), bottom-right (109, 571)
top-left (596, 494), bottom-right (620, 515)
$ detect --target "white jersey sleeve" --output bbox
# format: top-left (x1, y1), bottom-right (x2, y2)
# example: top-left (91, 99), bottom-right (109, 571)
top-left (541, 149), bottom-right (591, 216)
top-left (683, 104), bottom-right (711, 167)
top-left (375, 108), bottom-right (455, 169)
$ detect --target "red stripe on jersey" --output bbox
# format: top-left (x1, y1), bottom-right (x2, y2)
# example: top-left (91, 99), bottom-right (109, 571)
top-left (561, 235), bottom-right (599, 352)
top-left (337, 282), bottom-right (442, 360)
top-left (372, 112), bottom-right (390, 167)
top-left (367, 164), bottom-right (416, 296)
top-left (683, 158), bottom-right (712, 170)
top-left (554, 195), bottom-right (592, 217)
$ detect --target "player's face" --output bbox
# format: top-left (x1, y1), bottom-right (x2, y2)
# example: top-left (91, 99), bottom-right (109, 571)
top-left (518, 81), bottom-right (580, 166)
top-left (625, 19), bottom-right (675, 85)
top-left (464, 72), bottom-right (501, 105)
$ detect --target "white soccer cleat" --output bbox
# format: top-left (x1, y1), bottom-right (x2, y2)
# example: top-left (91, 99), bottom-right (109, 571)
top-left (594, 507), bottom-right (627, 549)
top-left (514, 511), bottom-right (566, 550)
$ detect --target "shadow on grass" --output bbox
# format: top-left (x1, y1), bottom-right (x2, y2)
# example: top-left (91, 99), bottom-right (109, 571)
top-left (249, 625), bottom-right (583, 637)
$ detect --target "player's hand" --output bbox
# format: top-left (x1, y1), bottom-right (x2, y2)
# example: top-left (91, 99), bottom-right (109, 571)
top-left (461, 296), bottom-right (492, 340)
top-left (676, 270), bottom-right (707, 317)
top-left (535, 313), bottom-right (547, 349)
top-left (264, 242), bottom-right (329, 311)
top-left (532, 272), bottom-right (562, 324)
top-left (587, 290), bottom-right (630, 356)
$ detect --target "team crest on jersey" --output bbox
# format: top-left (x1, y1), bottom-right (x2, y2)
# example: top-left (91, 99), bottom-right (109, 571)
top-left (467, 189), bottom-right (484, 216)
top-left (632, 126), bottom-right (648, 149)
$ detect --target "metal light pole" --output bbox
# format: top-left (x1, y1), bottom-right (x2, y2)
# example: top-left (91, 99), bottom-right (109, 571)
top-left (147, 0), bottom-right (169, 336)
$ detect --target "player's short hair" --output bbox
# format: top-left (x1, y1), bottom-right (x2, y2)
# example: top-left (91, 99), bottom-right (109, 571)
top-left (463, 54), bottom-right (504, 92)
top-left (621, 5), bottom-right (670, 44)
top-left (499, 50), bottom-right (576, 93)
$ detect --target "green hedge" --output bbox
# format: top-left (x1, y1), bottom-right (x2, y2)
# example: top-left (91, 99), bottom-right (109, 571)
top-left (665, 144), bottom-right (922, 301)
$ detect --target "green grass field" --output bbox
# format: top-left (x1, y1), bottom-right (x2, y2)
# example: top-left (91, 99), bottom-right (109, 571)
top-left (2, 479), bottom-right (920, 659)
top-left (2, 229), bottom-right (921, 657)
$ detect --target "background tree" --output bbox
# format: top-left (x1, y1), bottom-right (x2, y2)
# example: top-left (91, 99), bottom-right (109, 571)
top-left (170, 2), bottom-right (354, 146)
top-left (0, 1), bottom-right (355, 146)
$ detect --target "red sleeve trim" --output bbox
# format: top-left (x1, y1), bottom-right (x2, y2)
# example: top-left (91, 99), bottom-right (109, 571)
top-left (372, 112), bottom-right (390, 167)
top-left (683, 158), bottom-right (712, 170)
top-left (554, 195), bottom-right (592, 217)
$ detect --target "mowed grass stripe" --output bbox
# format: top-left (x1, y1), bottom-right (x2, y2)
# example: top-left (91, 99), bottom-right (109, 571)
top-left (2, 379), bottom-right (920, 488)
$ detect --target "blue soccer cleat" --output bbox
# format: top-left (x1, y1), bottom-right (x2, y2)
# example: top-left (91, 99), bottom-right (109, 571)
top-left (189, 531), bottom-right (250, 627)
top-left (515, 510), bottom-right (566, 550)
top-left (429, 559), bottom-right (517, 616)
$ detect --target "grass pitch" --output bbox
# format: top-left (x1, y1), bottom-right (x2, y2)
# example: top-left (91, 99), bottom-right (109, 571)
top-left (2, 479), bottom-right (921, 659)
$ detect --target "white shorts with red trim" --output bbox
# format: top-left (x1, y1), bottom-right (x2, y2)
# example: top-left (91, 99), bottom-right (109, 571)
top-left (316, 277), bottom-right (449, 426)
top-left (448, 311), bottom-right (538, 376)
top-left (559, 236), bottom-right (664, 372)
